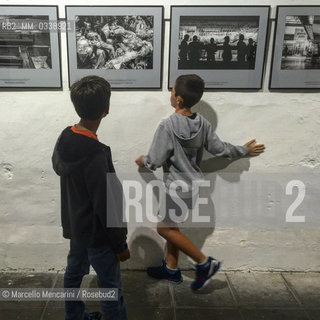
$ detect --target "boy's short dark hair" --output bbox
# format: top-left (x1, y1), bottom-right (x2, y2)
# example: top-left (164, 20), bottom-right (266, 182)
top-left (174, 74), bottom-right (205, 108)
top-left (70, 75), bottom-right (111, 120)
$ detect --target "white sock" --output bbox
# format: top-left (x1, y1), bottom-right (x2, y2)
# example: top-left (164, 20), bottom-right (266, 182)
top-left (198, 257), bottom-right (209, 266)
top-left (166, 264), bottom-right (178, 271)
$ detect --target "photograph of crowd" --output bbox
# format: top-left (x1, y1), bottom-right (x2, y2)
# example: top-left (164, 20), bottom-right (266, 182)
top-left (0, 15), bottom-right (52, 69)
top-left (281, 15), bottom-right (320, 70)
top-left (178, 16), bottom-right (260, 70)
top-left (76, 15), bottom-right (154, 70)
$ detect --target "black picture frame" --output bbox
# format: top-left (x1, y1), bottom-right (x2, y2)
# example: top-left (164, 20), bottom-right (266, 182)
top-left (168, 6), bottom-right (270, 90)
top-left (0, 5), bottom-right (62, 89)
top-left (66, 5), bottom-right (164, 90)
top-left (270, 6), bottom-right (320, 89)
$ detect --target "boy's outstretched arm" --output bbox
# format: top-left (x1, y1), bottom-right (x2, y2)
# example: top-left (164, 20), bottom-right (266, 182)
top-left (205, 121), bottom-right (265, 159)
top-left (136, 122), bottom-right (173, 170)
top-left (244, 139), bottom-right (265, 156)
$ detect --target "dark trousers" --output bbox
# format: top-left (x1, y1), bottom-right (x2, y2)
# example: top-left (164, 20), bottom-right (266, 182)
top-left (64, 240), bottom-right (127, 320)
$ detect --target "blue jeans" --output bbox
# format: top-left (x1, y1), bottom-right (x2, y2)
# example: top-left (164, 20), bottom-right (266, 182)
top-left (64, 240), bottom-right (127, 320)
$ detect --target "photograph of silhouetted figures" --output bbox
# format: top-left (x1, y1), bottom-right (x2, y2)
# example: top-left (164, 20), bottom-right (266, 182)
top-left (281, 15), bottom-right (320, 70)
top-left (76, 15), bottom-right (154, 70)
top-left (178, 16), bottom-right (259, 70)
top-left (0, 15), bottom-right (52, 69)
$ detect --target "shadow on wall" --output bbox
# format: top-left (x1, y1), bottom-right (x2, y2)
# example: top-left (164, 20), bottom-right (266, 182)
top-left (194, 100), bottom-right (251, 180)
top-left (128, 227), bottom-right (165, 269)
top-left (129, 101), bottom-right (251, 269)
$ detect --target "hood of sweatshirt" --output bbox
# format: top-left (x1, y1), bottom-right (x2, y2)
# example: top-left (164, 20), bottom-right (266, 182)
top-left (52, 127), bottom-right (106, 176)
top-left (169, 112), bottom-right (204, 148)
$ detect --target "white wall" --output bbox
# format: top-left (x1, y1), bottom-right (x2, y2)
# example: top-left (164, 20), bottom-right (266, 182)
top-left (0, 0), bottom-right (320, 272)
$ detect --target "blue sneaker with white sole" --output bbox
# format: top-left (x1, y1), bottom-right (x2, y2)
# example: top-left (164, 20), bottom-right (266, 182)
top-left (191, 257), bottom-right (221, 291)
top-left (147, 260), bottom-right (183, 283)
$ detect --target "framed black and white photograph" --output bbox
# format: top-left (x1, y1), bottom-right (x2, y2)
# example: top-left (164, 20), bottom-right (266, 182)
top-left (0, 6), bottom-right (61, 88)
top-left (270, 6), bottom-right (320, 89)
top-left (66, 6), bottom-right (164, 89)
top-left (168, 6), bottom-right (270, 89)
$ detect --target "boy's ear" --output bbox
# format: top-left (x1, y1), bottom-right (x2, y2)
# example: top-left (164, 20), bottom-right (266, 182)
top-left (177, 96), bottom-right (184, 106)
top-left (102, 104), bottom-right (109, 118)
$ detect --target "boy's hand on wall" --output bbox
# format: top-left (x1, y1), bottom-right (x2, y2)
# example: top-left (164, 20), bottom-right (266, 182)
top-left (245, 139), bottom-right (265, 156)
top-left (135, 155), bottom-right (145, 167)
top-left (117, 248), bottom-right (130, 262)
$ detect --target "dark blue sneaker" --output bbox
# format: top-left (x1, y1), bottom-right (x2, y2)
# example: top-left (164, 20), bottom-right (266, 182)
top-left (191, 257), bottom-right (221, 291)
top-left (84, 311), bottom-right (102, 320)
top-left (147, 260), bottom-right (183, 283)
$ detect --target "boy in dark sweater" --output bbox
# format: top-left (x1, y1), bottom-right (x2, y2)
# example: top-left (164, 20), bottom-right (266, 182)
top-left (52, 76), bottom-right (129, 320)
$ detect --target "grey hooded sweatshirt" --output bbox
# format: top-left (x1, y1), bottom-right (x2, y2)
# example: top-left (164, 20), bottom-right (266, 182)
top-left (142, 112), bottom-right (248, 196)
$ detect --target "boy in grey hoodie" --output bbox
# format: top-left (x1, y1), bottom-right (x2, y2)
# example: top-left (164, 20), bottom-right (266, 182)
top-left (136, 74), bottom-right (265, 290)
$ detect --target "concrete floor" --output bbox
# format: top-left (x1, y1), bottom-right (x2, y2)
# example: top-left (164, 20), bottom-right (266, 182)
top-left (0, 270), bottom-right (319, 320)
